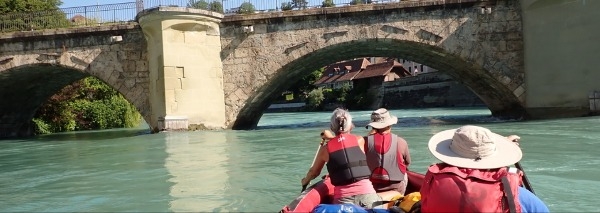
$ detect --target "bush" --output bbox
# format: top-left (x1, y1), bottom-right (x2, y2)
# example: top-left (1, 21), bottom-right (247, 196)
top-left (188, 0), bottom-right (223, 13)
top-left (188, 0), bottom-right (209, 10)
top-left (307, 88), bottom-right (325, 110)
top-left (322, 0), bottom-right (335, 7)
top-left (32, 76), bottom-right (142, 135)
top-left (209, 1), bottom-right (224, 13)
top-left (350, 0), bottom-right (365, 5)
top-left (238, 2), bottom-right (256, 14)
top-left (281, 2), bottom-right (293, 11)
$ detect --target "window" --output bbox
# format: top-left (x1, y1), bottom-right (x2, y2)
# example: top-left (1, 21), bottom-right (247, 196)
top-left (328, 73), bottom-right (334, 77)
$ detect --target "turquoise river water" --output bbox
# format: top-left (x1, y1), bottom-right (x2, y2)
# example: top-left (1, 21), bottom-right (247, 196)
top-left (0, 107), bottom-right (598, 212)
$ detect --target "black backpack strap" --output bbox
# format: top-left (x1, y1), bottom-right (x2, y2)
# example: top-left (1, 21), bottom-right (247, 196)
top-left (501, 176), bottom-right (517, 213)
top-left (408, 200), bottom-right (421, 213)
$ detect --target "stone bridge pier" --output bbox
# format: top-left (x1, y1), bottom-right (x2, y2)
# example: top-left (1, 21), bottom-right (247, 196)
top-left (136, 7), bottom-right (227, 131)
top-left (0, 8), bottom-right (227, 138)
top-left (2, 0), bottom-right (600, 137)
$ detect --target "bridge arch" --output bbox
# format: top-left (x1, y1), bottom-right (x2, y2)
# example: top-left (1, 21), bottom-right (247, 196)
top-left (230, 38), bottom-right (525, 129)
top-left (0, 26), bottom-right (151, 138)
top-left (221, 0), bottom-right (525, 129)
top-left (0, 63), bottom-right (150, 137)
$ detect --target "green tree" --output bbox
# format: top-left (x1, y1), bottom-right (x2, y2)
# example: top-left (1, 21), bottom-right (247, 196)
top-left (0, 0), bottom-right (69, 32)
top-left (322, 0), bottom-right (335, 8)
top-left (334, 84), bottom-right (352, 103)
top-left (292, 0), bottom-right (308, 9)
top-left (281, 2), bottom-right (293, 11)
top-left (289, 68), bottom-right (323, 99)
top-left (209, 1), bottom-right (223, 13)
top-left (0, 0), bottom-right (63, 13)
top-left (307, 88), bottom-right (325, 110)
top-left (238, 2), bottom-right (255, 14)
top-left (188, 0), bottom-right (223, 13)
top-left (188, 0), bottom-right (209, 10)
top-left (32, 76), bottom-right (142, 135)
top-left (350, 0), bottom-right (365, 5)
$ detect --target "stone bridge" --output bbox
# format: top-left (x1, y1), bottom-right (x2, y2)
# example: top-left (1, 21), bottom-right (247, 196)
top-left (1, 0), bottom-right (598, 137)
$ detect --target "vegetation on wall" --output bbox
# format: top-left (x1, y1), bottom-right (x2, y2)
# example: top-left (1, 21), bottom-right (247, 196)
top-left (238, 2), bottom-right (255, 14)
top-left (350, 0), bottom-right (364, 5)
top-left (274, 65), bottom-right (375, 111)
top-left (32, 77), bottom-right (142, 135)
top-left (322, 0), bottom-right (335, 8)
top-left (281, 2), bottom-right (293, 11)
top-left (187, 0), bottom-right (224, 13)
top-left (0, 0), bottom-right (69, 32)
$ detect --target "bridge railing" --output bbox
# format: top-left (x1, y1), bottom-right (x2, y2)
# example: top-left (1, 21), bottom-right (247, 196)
top-left (0, 0), bottom-right (408, 32)
top-left (0, 2), bottom-right (140, 33)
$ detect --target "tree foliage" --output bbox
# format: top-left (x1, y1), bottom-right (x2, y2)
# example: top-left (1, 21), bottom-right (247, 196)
top-left (281, 2), bottom-right (293, 11)
top-left (187, 0), bottom-right (223, 13)
top-left (32, 76), bottom-right (142, 135)
top-left (307, 88), bottom-right (325, 110)
top-left (238, 2), bottom-right (255, 14)
top-left (0, 0), bottom-right (63, 13)
top-left (209, 1), bottom-right (223, 13)
top-left (0, 0), bottom-right (69, 32)
top-left (188, 0), bottom-right (209, 10)
top-left (322, 0), bottom-right (335, 8)
top-left (292, 0), bottom-right (308, 9)
top-left (350, 0), bottom-right (365, 5)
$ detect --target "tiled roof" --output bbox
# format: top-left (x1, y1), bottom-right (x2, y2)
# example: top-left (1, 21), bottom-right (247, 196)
top-left (354, 60), bottom-right (410, 79)
top-left (314, 58), bottom-right (371, 85)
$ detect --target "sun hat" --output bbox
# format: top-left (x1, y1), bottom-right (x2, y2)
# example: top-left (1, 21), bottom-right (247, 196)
top-left (366, 108), bottom-right (398, 129)
top-left (428, 125), bottom-right (522, 169)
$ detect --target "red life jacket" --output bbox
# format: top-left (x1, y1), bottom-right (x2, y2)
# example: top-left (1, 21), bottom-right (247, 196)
top-left (326, 133), bottom-right (370, 186)
top-left (365, 133), bottom-right (407, 182)
top-left (420, 163), bottom-right (523, 213)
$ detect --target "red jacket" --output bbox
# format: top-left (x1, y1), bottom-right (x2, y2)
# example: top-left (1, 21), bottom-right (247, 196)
top-left (420, 163), bottom-right (523, 213)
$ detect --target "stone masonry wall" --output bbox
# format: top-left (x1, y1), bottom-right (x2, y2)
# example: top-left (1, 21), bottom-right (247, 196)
top-left (0, 25), bottom-right (149, 137)
top-left (220, 0), bottom-right (525, 129)
top-left (382, 72), bottom-right (484, 109)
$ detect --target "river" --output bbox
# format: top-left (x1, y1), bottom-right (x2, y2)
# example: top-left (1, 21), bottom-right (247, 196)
top-left (0, 107), bottom-right (597, 212)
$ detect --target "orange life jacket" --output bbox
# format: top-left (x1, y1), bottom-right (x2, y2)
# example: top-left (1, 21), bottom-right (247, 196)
top-left (420, 163), bottom-right (523, 213)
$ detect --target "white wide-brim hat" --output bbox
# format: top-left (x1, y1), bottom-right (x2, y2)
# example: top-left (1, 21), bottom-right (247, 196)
top-left (428, 125), bottom-right (523, 169)
top-left (367, 108), bottom-right (398, 129)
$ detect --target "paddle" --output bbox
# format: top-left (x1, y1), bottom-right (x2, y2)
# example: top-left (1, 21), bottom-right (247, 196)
top-left (508, 135), bottom-right (535, 194)
top-left (301, 142), bottom-right (322, 192)
top-left (515, 162), bottom-right (535, 194)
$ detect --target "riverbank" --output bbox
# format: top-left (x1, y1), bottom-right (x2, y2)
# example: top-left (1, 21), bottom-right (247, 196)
top-left (267, 72), bottom-right (484, 113)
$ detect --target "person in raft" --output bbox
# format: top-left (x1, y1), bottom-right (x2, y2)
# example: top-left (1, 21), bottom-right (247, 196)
top-left (364, 108), bottom-right (412, 195)
top-left (301, 108), bottom-right (382, 209)
top-left (420, 125), bottom-right (550, 213)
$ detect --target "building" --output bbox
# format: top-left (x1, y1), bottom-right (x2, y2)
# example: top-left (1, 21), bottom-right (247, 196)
top-left (313, 58), bottom-right (370, 89)
top-left (397, 58), bottom-right (437, 76)
top-left (314, 58), bottom-right (411, 89)
top-left (353, 60), bottom-right (411, 89)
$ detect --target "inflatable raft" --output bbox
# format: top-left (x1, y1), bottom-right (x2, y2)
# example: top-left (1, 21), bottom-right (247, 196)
top-left (280, 171), bottom-right (425, 213)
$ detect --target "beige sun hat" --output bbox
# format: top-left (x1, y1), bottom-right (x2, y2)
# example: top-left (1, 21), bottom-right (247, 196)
top-left (428, 125), bottom-right (522, 169)
top-left (367, 108), bottom-right (398, 129)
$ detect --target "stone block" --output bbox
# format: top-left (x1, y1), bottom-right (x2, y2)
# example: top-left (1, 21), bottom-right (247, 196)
top-left (136, 60), bottom-right (148, 72)
top-left (122, 60), bottom-right (136, 72)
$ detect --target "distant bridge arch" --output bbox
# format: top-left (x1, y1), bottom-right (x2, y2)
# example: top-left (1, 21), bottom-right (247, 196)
top-left (221, 0), bottom-right (525, 129)
top-left (0, 27), bottom-right (151, 137)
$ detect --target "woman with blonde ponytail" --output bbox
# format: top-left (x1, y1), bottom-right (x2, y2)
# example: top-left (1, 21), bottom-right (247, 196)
top-left (301, 108), bottom-right (382, 209)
